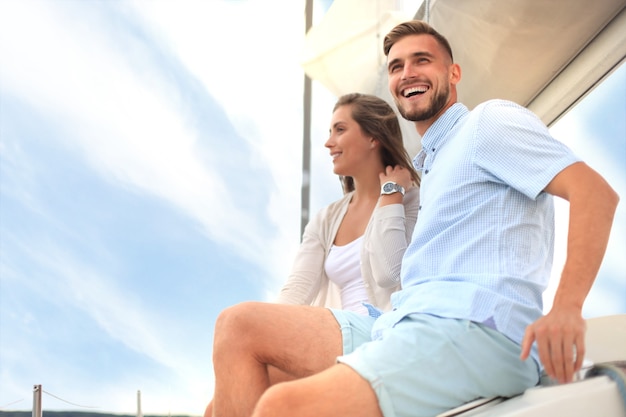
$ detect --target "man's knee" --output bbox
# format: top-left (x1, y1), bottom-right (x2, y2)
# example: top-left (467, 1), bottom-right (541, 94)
top-left (252, 383), bottom-right (301, 417)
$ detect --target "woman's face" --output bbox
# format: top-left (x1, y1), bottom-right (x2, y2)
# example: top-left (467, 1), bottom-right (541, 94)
top-left (325, 104), bottom-right (377, 177)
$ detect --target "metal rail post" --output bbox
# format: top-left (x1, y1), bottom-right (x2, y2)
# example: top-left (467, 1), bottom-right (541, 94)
top-left (32, 385), bottom-right (42, 417)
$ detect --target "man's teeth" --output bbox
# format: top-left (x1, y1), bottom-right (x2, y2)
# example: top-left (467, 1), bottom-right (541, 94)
top-left (403, 86), bottom-right (428, 97)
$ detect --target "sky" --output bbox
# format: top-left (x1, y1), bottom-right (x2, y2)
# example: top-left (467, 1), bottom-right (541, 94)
top-left (0, 0), bottom-right (624, 414)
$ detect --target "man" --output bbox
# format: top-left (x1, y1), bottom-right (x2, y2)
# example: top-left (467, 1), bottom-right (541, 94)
top-left (209, 20), bottom-right (619, 417)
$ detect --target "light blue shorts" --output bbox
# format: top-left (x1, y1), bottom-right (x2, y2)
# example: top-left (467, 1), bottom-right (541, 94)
top-left (330, 309), bottom-right (540, 417)
top-left (330, 308), bottom-right (377, 354)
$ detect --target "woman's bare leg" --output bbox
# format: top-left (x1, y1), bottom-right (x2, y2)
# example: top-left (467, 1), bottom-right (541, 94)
top-left (212, 302), bottom-right (343, 417)
top-left (203, 365), bottom-right (295, 417)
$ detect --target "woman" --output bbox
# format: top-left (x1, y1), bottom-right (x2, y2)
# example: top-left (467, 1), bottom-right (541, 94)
top-left (276, 92), bottom-right (420, 314)
top-left (203, 93), bottom-right (419, 417)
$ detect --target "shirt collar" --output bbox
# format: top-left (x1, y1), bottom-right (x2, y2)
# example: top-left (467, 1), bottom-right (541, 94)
top-left (421, 102), bottom-right (469, 156)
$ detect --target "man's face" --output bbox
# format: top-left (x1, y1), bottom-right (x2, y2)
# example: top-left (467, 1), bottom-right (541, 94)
top-left (387, 34), bottom-right (455, 124)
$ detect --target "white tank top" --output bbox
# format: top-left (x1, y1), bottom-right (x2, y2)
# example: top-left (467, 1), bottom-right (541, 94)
top-left (324, 236), bottom-right (369, 315)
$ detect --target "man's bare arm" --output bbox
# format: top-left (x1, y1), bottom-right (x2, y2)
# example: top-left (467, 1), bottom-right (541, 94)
top-left (520, 161), bottom-right (619, 383)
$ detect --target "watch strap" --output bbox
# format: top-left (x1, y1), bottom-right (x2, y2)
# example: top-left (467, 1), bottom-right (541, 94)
top-left (381, 181), bottom-right (405, 196)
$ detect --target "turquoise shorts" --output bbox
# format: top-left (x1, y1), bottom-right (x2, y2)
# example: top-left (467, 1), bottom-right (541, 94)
top-left (330, 308), bottom-right (377, 354)
top-left (329, 309), bottom-right (540, 417)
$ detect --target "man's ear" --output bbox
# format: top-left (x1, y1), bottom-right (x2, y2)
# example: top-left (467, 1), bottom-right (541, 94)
top-left (450, 63), bottom-right (461, 85)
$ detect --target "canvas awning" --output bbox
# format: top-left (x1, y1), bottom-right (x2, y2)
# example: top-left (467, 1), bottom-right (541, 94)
top-left (302, 0), bottom-right (626, 128)
top-left (301, 0), bottom-right (416, 97)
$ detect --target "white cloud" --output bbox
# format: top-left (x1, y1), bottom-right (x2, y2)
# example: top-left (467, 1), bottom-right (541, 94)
top-left (124, 0), bottom-right (315, 287)
top-left (0, 0), bottom-right (284, 267)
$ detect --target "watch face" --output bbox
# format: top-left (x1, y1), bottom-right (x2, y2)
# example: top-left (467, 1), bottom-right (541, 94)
top-left (383, 182), bottom-right (395, 193)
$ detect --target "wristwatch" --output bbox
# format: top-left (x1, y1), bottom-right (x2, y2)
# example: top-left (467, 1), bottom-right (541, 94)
top-left (381, 181), bottom-right (405, 196)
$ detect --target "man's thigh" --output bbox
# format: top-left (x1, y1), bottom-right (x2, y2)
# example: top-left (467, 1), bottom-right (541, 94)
top-left (253, 363), bottom-right (383, 417)
top-left (338, 313), bottom-right (540, 417)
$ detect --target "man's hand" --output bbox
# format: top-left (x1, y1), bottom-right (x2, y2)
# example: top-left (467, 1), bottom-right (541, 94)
top-left (520, 307), bottom-right (586, 384)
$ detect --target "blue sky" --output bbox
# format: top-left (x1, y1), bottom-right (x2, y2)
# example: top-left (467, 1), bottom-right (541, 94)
top-left (0, 0), bottom-right (624, 414)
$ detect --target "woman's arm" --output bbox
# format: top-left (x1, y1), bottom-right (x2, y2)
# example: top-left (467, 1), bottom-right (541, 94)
top-left (275, 210), bottom-right (328, 305)
top-left (365, 165), bottom-right (419, 288)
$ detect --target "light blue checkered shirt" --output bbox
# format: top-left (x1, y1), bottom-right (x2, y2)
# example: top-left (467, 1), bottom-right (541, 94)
top-left (394, 100), bottom-right (581, 364)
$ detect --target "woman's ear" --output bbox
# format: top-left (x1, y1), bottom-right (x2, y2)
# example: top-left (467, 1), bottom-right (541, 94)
top-left (370, 138), bottom-right (379, 149)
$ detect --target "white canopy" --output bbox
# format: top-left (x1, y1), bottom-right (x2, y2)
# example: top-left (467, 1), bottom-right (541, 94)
top-left (302, 0), bottom-right (626, 129)
top-left (301, 0), bottom-right (416, 97)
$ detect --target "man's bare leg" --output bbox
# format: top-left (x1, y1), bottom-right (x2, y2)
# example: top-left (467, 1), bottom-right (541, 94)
top-left (212, 301), bottom-right (343, 417)
top-left (252, 363), bottom-right (383, 417)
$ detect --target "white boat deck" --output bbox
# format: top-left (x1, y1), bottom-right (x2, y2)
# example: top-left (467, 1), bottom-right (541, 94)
top-left (437, 315), bottom-right (626, 417)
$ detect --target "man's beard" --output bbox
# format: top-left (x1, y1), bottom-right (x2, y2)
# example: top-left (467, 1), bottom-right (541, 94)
top-left (397, 84), bottom-right (450, 122)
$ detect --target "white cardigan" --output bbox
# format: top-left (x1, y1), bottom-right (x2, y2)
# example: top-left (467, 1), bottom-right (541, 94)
top-left (275, 186), bottom-right (419, 312)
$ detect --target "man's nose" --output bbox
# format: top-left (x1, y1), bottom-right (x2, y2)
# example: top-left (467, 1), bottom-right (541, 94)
top-left (401, 63), bottom-right (417, 80)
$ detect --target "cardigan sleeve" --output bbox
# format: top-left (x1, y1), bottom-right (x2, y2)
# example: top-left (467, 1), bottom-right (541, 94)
top-left (364, 185), bottom-right (419, 288)
top-left (275, 208), bottom-right (328, 305)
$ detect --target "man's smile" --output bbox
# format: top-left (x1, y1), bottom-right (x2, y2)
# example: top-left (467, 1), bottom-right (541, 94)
top-left (401, 85), bottom-right (429, 98)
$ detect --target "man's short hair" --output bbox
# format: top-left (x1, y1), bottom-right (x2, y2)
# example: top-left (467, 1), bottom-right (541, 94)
top-left (383, 20), bottom-right (454, 62)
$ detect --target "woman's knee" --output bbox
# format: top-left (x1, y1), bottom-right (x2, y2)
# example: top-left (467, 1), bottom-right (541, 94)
top-left (213, 301), bottom-right (262, 353)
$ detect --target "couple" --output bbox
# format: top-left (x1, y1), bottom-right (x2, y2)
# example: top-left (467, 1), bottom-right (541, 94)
top-left (208, 20), bottom-right (619, 417)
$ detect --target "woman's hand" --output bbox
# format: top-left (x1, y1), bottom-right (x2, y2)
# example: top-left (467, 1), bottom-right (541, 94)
top-left (379, 165), bottom-right (413, 190)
